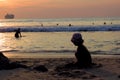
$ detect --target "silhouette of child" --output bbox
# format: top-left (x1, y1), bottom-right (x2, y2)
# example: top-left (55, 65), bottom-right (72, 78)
top-left (71, 33), bottom-right (92, 67)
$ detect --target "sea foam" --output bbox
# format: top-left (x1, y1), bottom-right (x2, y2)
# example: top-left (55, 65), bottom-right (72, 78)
top-left (0, 25), bottom-right (120, 32)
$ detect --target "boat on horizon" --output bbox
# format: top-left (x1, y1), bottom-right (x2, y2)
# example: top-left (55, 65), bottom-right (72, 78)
top-left (5, 13), bottom-right (15, 19)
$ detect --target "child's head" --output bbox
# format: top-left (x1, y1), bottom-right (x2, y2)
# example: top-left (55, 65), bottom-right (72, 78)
top-left (71, 33), bottom-right (84, 46)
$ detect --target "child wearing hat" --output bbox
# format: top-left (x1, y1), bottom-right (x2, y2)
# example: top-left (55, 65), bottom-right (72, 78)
top-left (71, 33), bottom-right (92, 68)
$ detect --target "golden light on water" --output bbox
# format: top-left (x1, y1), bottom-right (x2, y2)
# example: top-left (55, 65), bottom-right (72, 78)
top-left (0, 33), bottom-right (5, 46)
top-left (0, 33), bottom-right (13, 58)
top-left (0, 21), bottom-right (4, 27)
top-left (0, 23), bottom-right (2, 26)
top-left (0, 22), bottom-right (5, 27)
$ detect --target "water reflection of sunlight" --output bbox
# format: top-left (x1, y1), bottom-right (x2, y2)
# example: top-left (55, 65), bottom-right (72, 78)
top-left (0, 20), bottom-right (7, 27)
top-left (0, 22), bottom-right (6, 27)
top-left (0, 33), bottom-right (10, 57)
top-left (0, 22), bottom-right (2, 27)
top-left (0, 33), bottom-right (5, 45)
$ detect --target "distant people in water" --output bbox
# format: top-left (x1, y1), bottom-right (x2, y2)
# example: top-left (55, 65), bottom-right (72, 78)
top-left (111, 22), bottom-right (112, 24)
top-left (104, 22), bottom-right (106, 25)
top-left (92, 22), bottom-right (94, 25)
top-left (56, 23), bottom-right (59, 26)
top-left (41, 24), bottom-right (43, 27)
top-left (71, 33), bottom-right (92, 68)
top-left (15, 28), bottom-right (22, 38)
top-left (69, 24), bottom-right (72, 26)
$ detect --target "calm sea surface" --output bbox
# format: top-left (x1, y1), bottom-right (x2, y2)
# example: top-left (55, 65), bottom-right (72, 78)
top-left (0, 18), bottom-right (120, 58)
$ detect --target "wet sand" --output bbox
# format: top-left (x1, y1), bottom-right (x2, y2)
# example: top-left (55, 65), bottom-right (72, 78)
top-left (0, 55), bottom-right (120, 80)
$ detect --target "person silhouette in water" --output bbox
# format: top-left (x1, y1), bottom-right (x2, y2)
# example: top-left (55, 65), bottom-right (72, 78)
top-left (15, 28), bottom-right (22, 38)
top-left (71, 33), bottom-right (92, 68)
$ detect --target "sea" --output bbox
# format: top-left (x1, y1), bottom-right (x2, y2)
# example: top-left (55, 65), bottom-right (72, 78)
top-left (0, 18), bottom-right (120, 58)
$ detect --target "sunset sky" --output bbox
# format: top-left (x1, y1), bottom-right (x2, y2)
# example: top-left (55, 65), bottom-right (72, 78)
top-left (0, 0), bottom-right (120, 19)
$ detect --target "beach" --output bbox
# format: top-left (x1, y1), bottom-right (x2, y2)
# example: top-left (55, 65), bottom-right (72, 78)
top-left (0, 18), bottom-right (120, 80)
top-left (0, 0), bottom-right (120, 78)
top-left (0, 55), bottom-right (120, 80)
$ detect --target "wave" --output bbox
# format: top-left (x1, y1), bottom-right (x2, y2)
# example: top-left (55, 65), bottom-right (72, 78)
top-left (2, 49), bottom-right (120, 55)
top-left (0, 25), bottom-right (120, 32)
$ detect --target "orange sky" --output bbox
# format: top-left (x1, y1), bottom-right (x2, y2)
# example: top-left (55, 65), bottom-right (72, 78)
top-left (0, 0), bottom-right (120, 19)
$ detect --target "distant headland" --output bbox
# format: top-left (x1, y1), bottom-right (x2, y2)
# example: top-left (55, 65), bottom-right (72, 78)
top-left (5, 13), bottom-right (15, 19)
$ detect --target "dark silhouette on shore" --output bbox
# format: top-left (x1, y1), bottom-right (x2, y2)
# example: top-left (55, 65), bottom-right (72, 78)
top-left (0, 52), bottom-right (27, 70)
top-left (0, 52), bottom-right (48, 72)
top-left (15, 28), bottom-right (22, 38)
top-left (71, 33), bottom-right (92, 68)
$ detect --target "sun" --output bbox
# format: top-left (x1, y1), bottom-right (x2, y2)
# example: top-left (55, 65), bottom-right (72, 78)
top-left (0, 0), bottom-right (7, 3)
top-left (0, 0), bottom-right (6, 1)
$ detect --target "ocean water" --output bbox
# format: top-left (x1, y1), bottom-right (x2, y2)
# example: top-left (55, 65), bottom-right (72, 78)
top-left (0, 18), bottom-right (120, 58)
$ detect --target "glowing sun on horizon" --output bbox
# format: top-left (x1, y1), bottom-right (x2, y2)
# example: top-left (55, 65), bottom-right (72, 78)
top-left (0, 0), bottom-right (6, 1)
top-left (0, 0), bottom-right (7, 3)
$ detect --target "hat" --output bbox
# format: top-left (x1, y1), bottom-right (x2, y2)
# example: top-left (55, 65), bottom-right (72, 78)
top-left (71, 33), bottom-right (83, 44)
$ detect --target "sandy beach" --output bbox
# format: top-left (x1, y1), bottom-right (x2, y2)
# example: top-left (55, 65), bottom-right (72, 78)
top-left (0, 55), bottom-right (120, 80)
top-left (0, 0), bottom-right (120, 80)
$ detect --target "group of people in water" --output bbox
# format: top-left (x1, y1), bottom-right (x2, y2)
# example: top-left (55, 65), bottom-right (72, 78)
top-left (14, 21), bottom-right (113, 38)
